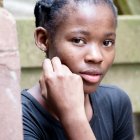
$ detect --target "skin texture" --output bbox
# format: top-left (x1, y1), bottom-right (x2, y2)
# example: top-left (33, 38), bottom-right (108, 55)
top-left (29, 3), bottom-right (117, 140)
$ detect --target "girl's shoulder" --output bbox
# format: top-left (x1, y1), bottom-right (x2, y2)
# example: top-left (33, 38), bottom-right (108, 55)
top-left (91, 84), bottom-right (132, 110)
top-left (96, 84), bottom-right (130, 101)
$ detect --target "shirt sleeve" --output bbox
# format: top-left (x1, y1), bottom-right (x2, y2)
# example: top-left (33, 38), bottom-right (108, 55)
top-left (113, 90), bottom-right (134, 140)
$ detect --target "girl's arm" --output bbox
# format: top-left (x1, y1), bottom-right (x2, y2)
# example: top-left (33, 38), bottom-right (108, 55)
top-left (39, 57), bottom-right (96, 140)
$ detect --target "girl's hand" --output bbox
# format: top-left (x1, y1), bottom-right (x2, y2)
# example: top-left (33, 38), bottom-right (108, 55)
top-left (39, 57), bottom-right (96, 140)
top-left (39, 57), bottom-right (85, 121)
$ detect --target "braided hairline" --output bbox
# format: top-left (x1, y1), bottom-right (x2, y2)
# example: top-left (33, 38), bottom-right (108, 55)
top-left (34, 0), bottom-right (68, 37)
top-left (34, 0), bottom-right (117, 36)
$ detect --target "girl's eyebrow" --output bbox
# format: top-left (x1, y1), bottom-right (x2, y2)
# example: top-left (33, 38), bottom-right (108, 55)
top-left (70, 29), bottom-right (90, 36)
top-left (69, 30), bottom-right (116, 38)
top-left (104, 32), bottom-right (116, 38)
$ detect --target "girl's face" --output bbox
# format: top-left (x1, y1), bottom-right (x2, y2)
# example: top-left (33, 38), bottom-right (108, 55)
top-left (49, 3), bottom-right (116, 94)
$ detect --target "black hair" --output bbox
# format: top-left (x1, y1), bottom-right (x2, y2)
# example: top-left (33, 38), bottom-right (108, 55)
top-left (34, 0), bottom-right (118, 36)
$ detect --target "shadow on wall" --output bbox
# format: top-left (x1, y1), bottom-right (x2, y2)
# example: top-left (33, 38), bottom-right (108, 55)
top-left (134, 113), bottom-right (140, 140)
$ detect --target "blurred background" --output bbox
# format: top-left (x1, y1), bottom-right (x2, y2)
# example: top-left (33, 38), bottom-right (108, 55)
top-left (4, 0), bottom-right (35, 17)
top-left (2, 0), bottom-right (140, 140)
top-left (3, 0), bottom-right (140, 17)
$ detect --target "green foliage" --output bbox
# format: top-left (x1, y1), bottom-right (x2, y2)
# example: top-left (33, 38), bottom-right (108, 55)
top-left (114, 0), bottom-right (140, 15)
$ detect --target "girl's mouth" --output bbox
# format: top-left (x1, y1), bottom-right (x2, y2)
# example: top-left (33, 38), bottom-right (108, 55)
top-left (80, 69), bottom-right (103, 84)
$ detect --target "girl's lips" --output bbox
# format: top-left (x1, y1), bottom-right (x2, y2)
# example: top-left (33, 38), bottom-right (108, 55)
top-left (80, 73), bottom-right (102, 83)
top-left (80, 69), bottom-right (103, 84)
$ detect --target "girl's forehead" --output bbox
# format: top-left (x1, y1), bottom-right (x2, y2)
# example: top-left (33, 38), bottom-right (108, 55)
top-left (54, 3), bottom-right (116, 38)
top-left (66, 3), bottom-right (115, 24)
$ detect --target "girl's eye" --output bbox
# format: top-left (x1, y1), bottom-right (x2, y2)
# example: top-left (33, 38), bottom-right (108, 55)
top-left (71, 38), bottom-right (86, 46)
top-left (103, 40), bottom-right (114, 47)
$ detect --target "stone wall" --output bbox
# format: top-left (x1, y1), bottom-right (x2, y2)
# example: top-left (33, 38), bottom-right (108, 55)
top-left (0, 8), bottom-right (23, 140)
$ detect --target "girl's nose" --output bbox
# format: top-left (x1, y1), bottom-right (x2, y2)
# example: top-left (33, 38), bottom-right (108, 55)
top-left (85, 44), bottom-right (103, 64)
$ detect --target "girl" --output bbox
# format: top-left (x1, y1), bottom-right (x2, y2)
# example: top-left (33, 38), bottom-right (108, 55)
top-left (22, 0), bottom-right (134, 139)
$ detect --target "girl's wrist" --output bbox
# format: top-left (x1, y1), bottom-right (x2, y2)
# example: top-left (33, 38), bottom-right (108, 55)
top-left (60, 113), bottom-right (96, 140)
top-left (59, 108), bottom-right (87, 126)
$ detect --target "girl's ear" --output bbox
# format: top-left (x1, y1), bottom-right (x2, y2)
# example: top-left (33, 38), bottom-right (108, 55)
top-left (34, 27), bottom-right (49, 52)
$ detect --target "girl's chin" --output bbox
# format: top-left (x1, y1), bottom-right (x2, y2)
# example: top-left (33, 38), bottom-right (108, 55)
top-left (83, 84), bottom-right (99, 94)
top-left (83, 78), bottom-right (101, 94)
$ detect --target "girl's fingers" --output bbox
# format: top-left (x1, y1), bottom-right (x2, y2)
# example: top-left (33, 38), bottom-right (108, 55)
top-left (43, 57), bottom-right (72, 79)
top-left (51, 57), bottom-right (63, 73)
top-left (62, 64), bottom-right (72, 74)
top-left (39, 75), bottom-right (48, 99)
top-left (43, 58), bottom-right (53, 76)
top-left (51, 57), bottom-right (72, 74)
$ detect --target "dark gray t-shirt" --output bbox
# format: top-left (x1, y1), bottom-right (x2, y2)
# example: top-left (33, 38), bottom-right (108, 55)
top-left (22, 85), bottom-right (134, 140)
